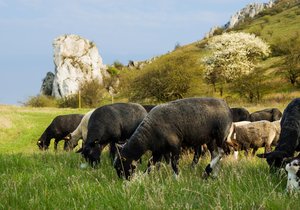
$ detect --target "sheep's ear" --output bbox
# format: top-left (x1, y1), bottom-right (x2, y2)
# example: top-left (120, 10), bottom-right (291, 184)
top-left (257, 152), bottom-right (271, 158)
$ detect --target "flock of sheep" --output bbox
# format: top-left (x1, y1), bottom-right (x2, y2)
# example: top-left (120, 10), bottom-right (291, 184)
top-left (36, 97), bottom-right (300, 192)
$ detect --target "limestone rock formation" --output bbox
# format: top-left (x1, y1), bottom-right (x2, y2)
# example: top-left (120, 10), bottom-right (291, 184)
top-left (205, 0), bottom-right (274, 38)
top-left (224, 0), bottom-right (274, 29)
top-left (40, 72), bottom-right (55, 96)
top-left (44, 34), bottom-right (107, 98)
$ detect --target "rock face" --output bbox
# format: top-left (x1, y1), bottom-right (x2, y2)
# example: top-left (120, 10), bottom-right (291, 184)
top-left (40, 72), bottom-right (55, 96)
top-left (205, 0), bottom-right (275, 38)
top-left (224, 0), bottom-right (274, 29)
top-left (42, 34), bottom-right (107, 98)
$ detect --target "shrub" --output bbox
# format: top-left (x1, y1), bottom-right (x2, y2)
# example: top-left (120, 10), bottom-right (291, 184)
top-left (23, 95), bottom-right (58, 107)
top-left (128, 56), bottom-right (192, 103)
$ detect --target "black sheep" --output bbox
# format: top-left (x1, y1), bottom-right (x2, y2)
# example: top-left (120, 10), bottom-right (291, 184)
top-left (81, 103), bottom-right (147, 166)
top-left (249, 108), bottom-right (282, 122)
top-left (37, 114), bottom-right (84, 150)
top-left (230, 107), bottom-right (250, 122)
top-left (114, 97), bottom-right (233, 179)
top-left (257, 98), bottom-right (300, 171)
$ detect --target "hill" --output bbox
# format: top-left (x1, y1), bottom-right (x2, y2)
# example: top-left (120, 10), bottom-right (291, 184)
top-left (117, 0), bottom-right (300, 106)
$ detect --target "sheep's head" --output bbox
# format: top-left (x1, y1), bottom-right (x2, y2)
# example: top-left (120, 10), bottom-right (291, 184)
top-left (80, 140), bottom-right (103, 167)
top-left (257, 151), bottom-right (289, 172)
top-left (114, 156), bottom-right (136, 180)
top-left (285, 158), bottom-right (300, 176)
top-left (37, 139), bottom-right (48, 150)
top-left (113, 144), bottom-right (136, 180)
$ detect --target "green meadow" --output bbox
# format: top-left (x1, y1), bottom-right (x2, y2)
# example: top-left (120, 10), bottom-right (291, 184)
top-left (0, 105), bottom-right (299, 210)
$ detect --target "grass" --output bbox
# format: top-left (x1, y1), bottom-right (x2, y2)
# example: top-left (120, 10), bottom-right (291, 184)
top-left (1, 105), bottom-right (300, 209)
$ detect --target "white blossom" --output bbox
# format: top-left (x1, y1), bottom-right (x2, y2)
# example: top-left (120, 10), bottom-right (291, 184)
top-left (203, 32), bottom-right (270, 82)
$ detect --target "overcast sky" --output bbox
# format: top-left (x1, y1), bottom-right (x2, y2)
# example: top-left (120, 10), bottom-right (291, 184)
top-left (0, 0), bottom-right (268, 105)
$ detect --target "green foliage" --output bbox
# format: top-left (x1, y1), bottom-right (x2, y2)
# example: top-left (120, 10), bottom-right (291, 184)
top-left (57, 79), bottom-right (107, 108)
top-left (276, 35), bottom-right (300, 85)
top-left (79, 79), bottom-right (107, 108)
top-left (128, 56), bottom-right (192, 102)
top-left (230, 69), bottom-right (270, 103)
top-left (57, 94), bottom-right (79, 108)
top-left (107, 66), bottom-right (120, 76)
top-left (23, 95), bottom-right (58, 107)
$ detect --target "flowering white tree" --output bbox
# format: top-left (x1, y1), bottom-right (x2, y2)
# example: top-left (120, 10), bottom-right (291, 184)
top-left (202, 32), bottom-right (270, 93)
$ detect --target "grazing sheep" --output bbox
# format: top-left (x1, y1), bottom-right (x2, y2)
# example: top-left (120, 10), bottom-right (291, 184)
top-left (257, 98), bottom-right (300, 171)
top-left (249, 108), bottom-right (282, 122)
top-left (64, 109), bottom-right (95, 151)
top-left (114, 97), bottom-right (232, 180)
top-left (37, 114), bottom-right (84, 150)
top-left (227, 120), bottom-right (279, 157)
top-left (230, 107), bottom-right (250, 122)
top-left (81, 103), bottom-right (147, 166)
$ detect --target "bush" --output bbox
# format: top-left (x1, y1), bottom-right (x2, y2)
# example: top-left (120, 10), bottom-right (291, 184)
top-left (57, 95), bottom-right (79, 108)
top-left (23, 95), bottom-right (58, 107)
top-left (128, 56), bottom-right (192, 103)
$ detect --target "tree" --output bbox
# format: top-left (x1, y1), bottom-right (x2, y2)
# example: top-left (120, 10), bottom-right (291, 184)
top-left (276, 36), bottom-right (300, 86)
top-left (129, 57), bottom-right (192, 103)
top-left (203, 32), bottom-right (270, 95)
top-left (230, 68), bottom-right (269, 103)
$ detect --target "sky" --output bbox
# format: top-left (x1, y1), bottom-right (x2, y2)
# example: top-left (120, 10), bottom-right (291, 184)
top-left (0, 0), bottom-right (268, 105)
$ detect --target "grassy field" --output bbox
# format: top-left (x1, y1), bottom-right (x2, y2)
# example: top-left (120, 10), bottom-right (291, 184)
top-left (1, 104), bottom-right (300, 210)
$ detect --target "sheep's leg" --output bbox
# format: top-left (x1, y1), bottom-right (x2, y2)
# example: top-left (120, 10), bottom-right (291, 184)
top-left (252, 147), bottom-right (258, 156)
top-left (171, 151), bottom-right (180, 178)
top-left (163, 153), bottom-right (170, 165)
top-left (191, 145), bottom-right (202, 168)
top-left (233, 150), bottom-right (239, 160)
top-left (54, 139), bottom-right (59, 150)
top-left (109, 142), bottom-right (116, 164)
top-left (265, 144), bottom-right (272, 153)
top-left (203, 147), bottom-right (224, 178)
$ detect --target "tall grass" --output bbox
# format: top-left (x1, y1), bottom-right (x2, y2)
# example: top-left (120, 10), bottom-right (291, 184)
top-left (0, 106), bottom-right (300, 210)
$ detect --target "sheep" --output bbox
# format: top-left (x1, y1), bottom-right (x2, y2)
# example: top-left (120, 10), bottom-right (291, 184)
top-left (257, 98), bottom-right (300, 171)
top-left (37, 114), bottom-right (84, 150)
top-left (227, 120), bottom-right (279, 158)
top-left (249, 108), bottom-right (282, 122)
top-left (64, 109), bottom-right (95, 151)
top-left (80, 103), bottom-right (148, 166)
top-left (113, 97), bottom-right (232, 180)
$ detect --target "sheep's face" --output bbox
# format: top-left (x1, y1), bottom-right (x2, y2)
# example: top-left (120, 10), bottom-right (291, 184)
top-left (37, 139), bottom-right (48, 150)
top-left (285, 159), bottom-right (300, 175)
top-left (114, 156), bottom-right (135, 180)
top-left (81, 141), bottom-right (102, 167)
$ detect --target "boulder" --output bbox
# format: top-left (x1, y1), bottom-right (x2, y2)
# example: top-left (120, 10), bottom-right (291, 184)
top-left (50, 34), bottom-right (107, 98)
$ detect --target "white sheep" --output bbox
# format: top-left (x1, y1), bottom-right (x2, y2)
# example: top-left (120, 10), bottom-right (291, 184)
top-left (65, 109), bottom-right (95, 150)
top-left (227, 120), bottom-right (279, 159)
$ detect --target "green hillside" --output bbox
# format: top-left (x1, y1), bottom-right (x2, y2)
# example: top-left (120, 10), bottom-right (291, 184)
top-left (118, 0), bottom-right (300, 106)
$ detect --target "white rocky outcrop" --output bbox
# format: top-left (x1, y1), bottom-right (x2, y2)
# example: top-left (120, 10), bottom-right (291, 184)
top-left (49, 34), bottom-right (107, 98)
top-left (205, 0), bottom-right (275, 38)
top-left (225, 0), bottom-right (274, 29)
